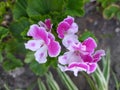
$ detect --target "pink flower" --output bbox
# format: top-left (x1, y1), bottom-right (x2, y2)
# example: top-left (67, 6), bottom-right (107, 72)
top-left (57, 16), bottom-right (78, 39)
top-left (58, 37), bottom-right (105, 76)
top-left (25, 24), bottom-right (61, 63)
top-left (38, 19), bottom-right (53, 32)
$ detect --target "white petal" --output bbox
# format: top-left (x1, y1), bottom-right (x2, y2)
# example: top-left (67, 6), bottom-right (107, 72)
top-left (62, 34), bottom-right (79, 50)
top-left (25, 40), bottom-right (44, 51)
top-left (67, 23), bottom-right (78, 34)
top-left (34, 45), bottom-right (48, 63)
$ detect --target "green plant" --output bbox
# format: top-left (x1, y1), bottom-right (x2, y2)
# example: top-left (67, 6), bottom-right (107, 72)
top-left (97, 0), bottom-right (120, 20)
top-left (5, 0), bottom-right (86, 76)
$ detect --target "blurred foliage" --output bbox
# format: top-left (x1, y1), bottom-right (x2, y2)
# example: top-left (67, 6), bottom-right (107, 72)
top-left (97, 0), bottom-right (120, 20)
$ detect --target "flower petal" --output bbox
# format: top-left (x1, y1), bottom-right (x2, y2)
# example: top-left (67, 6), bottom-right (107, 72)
top-left (93, 50), bottom-right (105, 62)
top-left (81, 54), bottom-right (93, 62)
top-left (25, 40), bottom-right (43, 51)
top-left (27, 25), bottom-right (49, 45)
top-left (48, 40), bottom-right (61, 57)
top-left (87, 63), bottom-right (97, 74)
top-left (62, 34), bottom-right (79, 50)
top-left (48, 32), bottom-right (55, 41)
top-left (57, 21), bottom-right (70, 39)
top-left (82, 37), bottom-right (97, 53)
top-left (67, 23), bottom-right (78, 34)
top-left (58, 52), bottom-right (71, 65)
top-left (45, 19), bottom-right (52, 31)
top-left (64, 16), bottom-right (74, 25)
top-left (66, 62), bottom-right (89, 76)
top-left (34, 45), bottom-right (48, 63)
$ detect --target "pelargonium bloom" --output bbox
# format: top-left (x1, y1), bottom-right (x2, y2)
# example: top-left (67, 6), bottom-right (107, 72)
top-left (58, 37), bottom-right (105, 76)
top-left (25, 24), bottom-right (61, 63)
top-left (57, 16), bottom-right (78, 39)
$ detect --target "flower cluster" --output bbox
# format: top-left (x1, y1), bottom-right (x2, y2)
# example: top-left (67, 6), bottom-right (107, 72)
top-left (25, 19), bottom-right (61, 63)
top-left (25, 16), bottom-right (105, 76)
top-left (57, 16), bottom-right (105, 76)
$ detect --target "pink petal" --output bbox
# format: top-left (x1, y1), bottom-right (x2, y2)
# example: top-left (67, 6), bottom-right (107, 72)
top-left (82, 37), bottom-right (97, 53)
top-left (34, 45), bottom-right (48, 63)
top-left (25, 40), bottom-right (44, 51)
top-left (93, 50), bottom-right (105, 62)
top-left (68, 62), bottom-right (88, 70)
top-left (48, 40), bottom-right (61, 57)
top-left (48, 32), bottom-right (55, 41)
top-left (57, 21), bottom-right (70, 39)
top-left (64, 16), bottom-right (74, 25)
top-left (71, 42), bottom-right (86, 52)
top-left (87, 63), bottom-right (97, 74)
top-left (27, 25), bottom-right (49, 45)
top-left (67, 62), bottom-right (89, 76)
top-left (81, 54), bottom-right (93, 62)
top-left (62, 34), bottom-right (79, 50)
top-left (45, 19), bottom-right (52, 30)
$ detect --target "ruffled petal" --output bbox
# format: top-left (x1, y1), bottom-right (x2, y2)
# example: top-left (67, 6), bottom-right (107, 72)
top-left (45, 19), bottom-right (52, 31)
top-left (48, 32), bottom-right (55, 41)
top-left (87, 63), bottom-right (97, 74)
top-left (82, 37), bottom-right (97, 53)
top-left (58, 52), bottom-right (71, 65)
top-left (64, 16), bottom-right (74, 25)
top-left (48, 40), bottom-right (61, 57)
top-left (62, 34), bottom-right (79, 50)
top-left (93, 50), bottom-right (105, 62)
top-left (27, 25), bottom-right (49, 45)
top-left (66, 62), bottom-right (89, 76)
top-left (57, 21), bottom-right (70, 39)
top-left (67, 23), bottom-right (78, 34)
top-left (81, 54), bottom-right (93, 62)
top-left (34, 45), bottom-right (48, 63)
top-left (24, 40), bottom-right (43, 51)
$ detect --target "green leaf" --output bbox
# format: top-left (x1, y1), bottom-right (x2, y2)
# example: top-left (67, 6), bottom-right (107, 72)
top-left (78, 30), bottom-right (97, 42)
top-left (102, 49), bottom-right (110, 83)
top-left (46, 72), bottom-right (60, 90)
top-left (57, 68), bottom-right (78, 90)
top-left (82, 72), bottom-right (97, 90)
top-left (3, 53), bottom-right (23, 71)
top-left (38, 78), bottom-right (47, 90)
top-left (13, 0), bottom-right (28, 20)
top-left (27, 0), bottom-right (65, 18)
top-left (0, 2), bottom-right (6, 16)
top-left (9, 17), bottom-right (30, 42)
top-left (0, 26), bottom-right (9, 42)
top-left (5, 39), bottom-right (26, 54)
top-left (65, 0), bottom-right (84, 17)
top-left (24, 52), bottom-right (34, 63)
top-left (112, 71), bottom-right (120, 90)
top-left (30, 60), bottom-right (48, 76)
top-left (103, 4), bottom-right (120, 19)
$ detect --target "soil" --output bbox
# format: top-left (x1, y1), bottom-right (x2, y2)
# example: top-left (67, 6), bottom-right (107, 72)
top-left (0, 2), bottom-right (120, 90)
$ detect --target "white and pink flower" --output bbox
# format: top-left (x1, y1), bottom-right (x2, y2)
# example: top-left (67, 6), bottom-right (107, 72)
top-left (25, 20), bottom-right (61, 64)
top-left (57, 16), bottom-right (78, 39)
top-left (58, 37), bottom-right (105, 76)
